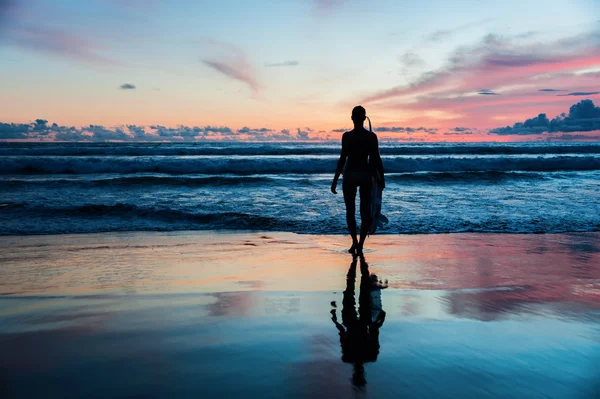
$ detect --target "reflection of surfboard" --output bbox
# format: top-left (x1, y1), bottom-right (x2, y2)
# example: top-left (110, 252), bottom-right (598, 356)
top-left (369, 172), bottom-right (388, 234)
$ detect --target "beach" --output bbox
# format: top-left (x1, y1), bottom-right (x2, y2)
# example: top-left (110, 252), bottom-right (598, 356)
top-left (3, 1), bottom-right (600, 397)
top-left (1, 231), bottom-right (599, 398)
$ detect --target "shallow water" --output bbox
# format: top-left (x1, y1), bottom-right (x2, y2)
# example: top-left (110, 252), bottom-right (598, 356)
top-left (1, 232), bottom-right (599, 398)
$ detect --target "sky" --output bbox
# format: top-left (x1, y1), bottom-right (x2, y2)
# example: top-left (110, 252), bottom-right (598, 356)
top-left (0, 0), bottom-right (599, 142)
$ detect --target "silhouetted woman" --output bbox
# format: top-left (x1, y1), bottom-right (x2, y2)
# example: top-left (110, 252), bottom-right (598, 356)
top-left (331, 106), bottom-right (385, 255)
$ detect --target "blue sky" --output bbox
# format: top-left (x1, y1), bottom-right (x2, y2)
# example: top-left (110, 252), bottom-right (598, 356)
top-left (0, 0), bottom-right (599, 141)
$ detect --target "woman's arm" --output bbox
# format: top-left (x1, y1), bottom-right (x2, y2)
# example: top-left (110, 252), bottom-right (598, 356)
top-left (331, 134), bottom-right (347, 194)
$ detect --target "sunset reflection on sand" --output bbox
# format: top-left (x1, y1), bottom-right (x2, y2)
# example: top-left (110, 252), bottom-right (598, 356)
top-left (1, 232), bottom-right (599, 398)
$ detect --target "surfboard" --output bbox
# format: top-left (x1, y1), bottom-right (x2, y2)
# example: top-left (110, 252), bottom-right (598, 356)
top-left (367, 116), bottom-right (388, 235)
top-left (369, 172), bottom-right (388, 234)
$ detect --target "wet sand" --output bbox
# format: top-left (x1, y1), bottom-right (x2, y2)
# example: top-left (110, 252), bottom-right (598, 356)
top-left (1, 231), bottom-right (599, 398)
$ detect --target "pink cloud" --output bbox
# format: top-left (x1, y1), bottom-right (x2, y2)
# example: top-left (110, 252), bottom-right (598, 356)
top-left (202, 60), bottom-right (260, 93)
top-left (2, 25), bottom-right (117, 65)
top-left (359, 30), bottom-right (600, 137)
top-left (362, 31), bottom-right (600, 106)
top-left (201, 42), bottom-right (260, 94)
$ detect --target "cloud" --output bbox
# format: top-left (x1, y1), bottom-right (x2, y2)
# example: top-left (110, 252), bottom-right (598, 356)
top-left (236, 127), bottom-right (283, 139)
top-left (489, 99), bottom-right (600, 135)
top-left (120, 83), bottom-right (136, 90)
top-left (478, 89), bottom-right (498, 95)
top-left (399, 52), bottom-right (425, 68)
top-left (443, 127), bottom-right (479, 136)
top-left (567, 99), bottom-right (600, 119)
top-left (265, 60), bottom-right (299, 67)
top-left (361, 30), bottom-right (600, 105)
top-left (86, 125), bottom-right (130, 140)
top-left (580, 71), bottom-right (600, 78)
top-left (382, 137), bottom-right (422, 142)
top-left (546, 134), bottom-right (600, 141)
top-left (375, 126), bottom-right (438, 134)
top-left (202, 59), bottom-right (260, 93)
top-left (539, 88), bottom-right (564, 92)
top-left (0, 0), bottom-right (165, 66)
top-left (0, 119), bottom-right (317, 141)
top-left (296, 128), bottom-right (310, 140)
top-left (557, 91), bottom-right (600, 96)
top-left (424, 19), bottom-right (492, 43)
top-left (233, 126), bottom-right (316, 141)
top-left (0, 122), bottom-right (30, 139)
top-left (485, 55), bottom-right (555, 67)
top-left (374, 127), bottom-right (406, 133)
top-left (444, 131), bottom-right (472, 136)
top-left (237, 126), bottom-right (268, 134)
top-left (0, 119), bottom-right (77, 140)
top-left (333, 126), bottom-right (438, 135)
top-left (1, 24), bottom-right (117, 65)
top-left (202, 42), bottom-right (260, 93)
top-left (127, 125), bottom-right (146, 139)
top-left (149, 125), bottom-right (190, 139)
top-left (314, 0), bottom-right (343, 13)
top-left (426, 29), bottom-right (455, 43)
top-left (362, 69), bottom-right (449, 103)
top-left (515, 31), bottom-right (538, 39)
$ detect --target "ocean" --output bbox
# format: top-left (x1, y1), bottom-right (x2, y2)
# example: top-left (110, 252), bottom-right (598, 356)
top-left (1, 141), bottom-right (599, 236)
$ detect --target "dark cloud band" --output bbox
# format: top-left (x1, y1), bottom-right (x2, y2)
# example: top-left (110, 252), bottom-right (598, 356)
top-left (0, 120), bottom-right (316, 141)
top-left (490, 99), bottom-right (600, 135)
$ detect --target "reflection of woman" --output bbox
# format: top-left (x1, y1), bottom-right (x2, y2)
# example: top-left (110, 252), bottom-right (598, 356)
top-left (330, 256), bottom-right (387, 388)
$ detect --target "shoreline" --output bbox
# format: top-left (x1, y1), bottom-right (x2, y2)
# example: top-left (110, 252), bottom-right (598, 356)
top-left (1, 230), bottom-right (599, 298)
top-left (2, 228), bottom-right (600, 238)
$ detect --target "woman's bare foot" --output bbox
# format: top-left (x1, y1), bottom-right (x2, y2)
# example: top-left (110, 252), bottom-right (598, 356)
top-left (348, 242), bottom-right (358, 254)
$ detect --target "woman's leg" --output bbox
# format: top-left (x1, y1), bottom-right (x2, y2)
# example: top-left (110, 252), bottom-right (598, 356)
top-left (343, 181), bottom-right (358, 250)
top-left (357, 180), bottom-right (373, 253)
